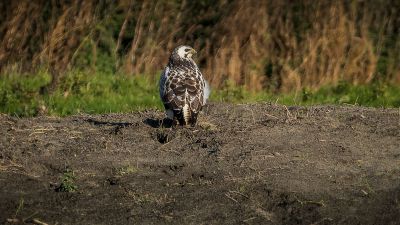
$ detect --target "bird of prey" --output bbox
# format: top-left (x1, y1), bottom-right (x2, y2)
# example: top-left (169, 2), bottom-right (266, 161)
top-left (159, 45), bottom-right (210, 126)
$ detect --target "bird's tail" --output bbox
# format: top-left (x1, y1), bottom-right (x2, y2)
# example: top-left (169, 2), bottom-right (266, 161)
top-left (183, 103), bottom-right (190, 125)
top-left (183, 91), bottom-right (190, 125)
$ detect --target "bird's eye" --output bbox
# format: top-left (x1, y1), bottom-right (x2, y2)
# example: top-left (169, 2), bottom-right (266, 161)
top-left (184, 48), bottom-right (191, 52)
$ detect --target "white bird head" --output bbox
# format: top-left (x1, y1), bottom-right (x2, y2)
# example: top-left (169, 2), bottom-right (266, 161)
top-left (169, 45), bottom-right (197, 64)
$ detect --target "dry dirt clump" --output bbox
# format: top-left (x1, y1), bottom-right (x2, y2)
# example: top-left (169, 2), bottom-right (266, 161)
top-left (1, 103), bottom-right (400, 225)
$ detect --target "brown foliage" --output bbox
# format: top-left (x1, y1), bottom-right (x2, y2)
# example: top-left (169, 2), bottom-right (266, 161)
top-left (0, 0), bottom-right (399, 91)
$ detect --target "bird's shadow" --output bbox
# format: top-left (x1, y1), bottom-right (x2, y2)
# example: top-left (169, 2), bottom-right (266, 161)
top-left (143, 118), bottom-right (174, 128)
top-left (86, 118), bottom-right (133, 127)
top-left (85, 118), bottom-right (134, 135)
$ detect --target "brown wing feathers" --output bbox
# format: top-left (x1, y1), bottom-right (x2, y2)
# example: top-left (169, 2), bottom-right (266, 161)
top-left (163, 71), bottom-right (203, 125)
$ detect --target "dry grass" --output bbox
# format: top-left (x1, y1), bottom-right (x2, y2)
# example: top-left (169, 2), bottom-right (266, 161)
top-left (0, 1), bottom-right (399, 92)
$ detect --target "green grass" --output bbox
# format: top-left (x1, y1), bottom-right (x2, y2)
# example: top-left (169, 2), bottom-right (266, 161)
top-left (212, 81), bottom-right (400, 108)
top-left (0, 70), bottom-right (162, 116)
top-left (1, 70), bottom-right (399, 117)
top-left (55, 169), bottom-right (77, 192)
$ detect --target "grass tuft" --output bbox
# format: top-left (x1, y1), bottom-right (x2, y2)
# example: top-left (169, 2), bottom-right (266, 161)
top-left (55, 169), bottom-right (78, 192)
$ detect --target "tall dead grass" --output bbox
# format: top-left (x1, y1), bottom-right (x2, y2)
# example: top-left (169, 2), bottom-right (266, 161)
top-left (0, 0), bottom-right (399, 92)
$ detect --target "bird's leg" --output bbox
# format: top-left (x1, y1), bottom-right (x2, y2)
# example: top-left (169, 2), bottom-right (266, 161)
top-left (190, 113), bottom-right (198, 127)
top-left (171, 118), bottom-right (179, 128)
top-left (161, 117), bottom-right (173, 128)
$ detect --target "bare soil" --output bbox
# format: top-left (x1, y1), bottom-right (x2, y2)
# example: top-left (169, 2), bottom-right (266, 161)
top-left (1, 103), bottom-right (400, 225)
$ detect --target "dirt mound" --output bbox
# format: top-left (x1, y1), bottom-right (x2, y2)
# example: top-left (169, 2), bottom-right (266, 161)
top-left (1, 103), bottom-right (399, 225)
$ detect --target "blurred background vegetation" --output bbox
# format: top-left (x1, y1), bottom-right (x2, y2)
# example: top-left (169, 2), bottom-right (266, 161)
top-left (0, 0), bottom-right (399, 116)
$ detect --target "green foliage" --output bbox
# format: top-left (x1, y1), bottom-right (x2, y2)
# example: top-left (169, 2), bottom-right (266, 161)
top-left (211, 80), bottom-right (400, 108)
top-left (48, 71), bottom-right (162, 116)
top-left (294, 82), bottom-right (400, 107)
top-left (0, 70), bottom-right (162, 117)
top-left (0, 71), bottom-right (399, 117)
top-left (0, 70), bottom-right (51, 116)
top-left (56, 169), bottom-right (77, 193)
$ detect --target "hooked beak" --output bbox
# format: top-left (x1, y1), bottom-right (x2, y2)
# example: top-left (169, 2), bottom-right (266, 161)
top-left (190, 48), bottom-right (197, 55)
